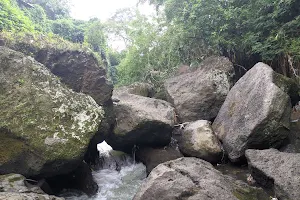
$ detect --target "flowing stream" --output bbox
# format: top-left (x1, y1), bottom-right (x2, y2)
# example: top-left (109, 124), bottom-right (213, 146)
top-left (61, 141), bottom-right (147, 200)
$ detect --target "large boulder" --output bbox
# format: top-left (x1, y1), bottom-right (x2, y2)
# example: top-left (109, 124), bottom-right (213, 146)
top-left (34, 49), bottom-right (113, 106)
top-left (246, 149), bottom-right (300, 200)
top-left (2, 34), bottom-right (114, 166)
top-left (164, 56), bottom-right (234, 122)
top-left (107, 93), bottom-right (176, 152)
top-left (1, 34), bottom-right (113, 106)
top-left (212, 63), bottom-right (294, 162)
top-left (0, 47), bottom-right (103, 178)
top-left (134, 157), bottom-right (269, 200)
top-left (136, 146), bottom-right (183, 174)
top-left (176, 120), bottom-right (223, 163)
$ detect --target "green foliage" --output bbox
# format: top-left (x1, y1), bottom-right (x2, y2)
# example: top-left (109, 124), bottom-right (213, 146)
top-left (0, 0), bottom-right (34, 31)
top-left (26, 0), bottom-right (71, 20)
top-left (113, 8), bottom-right (213, 87)
top-left (0, 30), bottom-right (91, 53)
top-left (50, 18), bottom-right (85, 43)
top-left (23, 4), bottom-right (49, 32)
top-left (85, 20), bottom-right (107, 52)
top-left (117, 0), bottom-right (300, 87)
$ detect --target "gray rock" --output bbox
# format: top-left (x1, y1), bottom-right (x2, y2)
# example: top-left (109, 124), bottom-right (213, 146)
top-left (46, 162), bottom-right (98, 196)
top-left (1, 39), bottom-right (113, 106)
top-left (165, 56), bottom-right (234, 122)
top-left (246, 149), bottom-right (300, 200)
top-left (34, 49), bottom-right (113, 106)
top-left (107, 93), bottom-right (175, 152)
top-left (0, 47), bottom-right (103, 177)
top-left (213, 63), bottom-right (293, 162)
top-left (114, 82), bottom-right (155, 98)
top-left (177, 120), bottom-right (223, 163)
top-left (136, 146), bottom-right (183, 174)
top-left (134, 157), bottom-right (269, 200)
top-left (0, 174), bottom-right (43, 194)
top-left (0, 192), bottom-right (64, 200)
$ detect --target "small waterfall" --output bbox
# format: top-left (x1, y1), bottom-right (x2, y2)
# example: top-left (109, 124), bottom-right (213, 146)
top-left (61, 141), bottom-right (147, 200)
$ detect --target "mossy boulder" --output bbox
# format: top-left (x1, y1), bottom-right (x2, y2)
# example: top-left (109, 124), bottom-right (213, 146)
top-left (1, 32), bottom-right (113, 106)
top-left (0, 47), bottom-right (104, 178)
top-left (213, 62), bottom-right (292, 163)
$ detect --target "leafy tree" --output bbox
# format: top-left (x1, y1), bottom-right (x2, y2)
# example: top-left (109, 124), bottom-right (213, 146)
top-left (50, 18), bottom-right (85, 43)
top-left (22, 4), bottom-right (49, 32)
top-left (0, 0), bottom-right (34, 31)
top-left (26, 0), bottom-right (70, 20)
top-left (140, 0), bottom-right (300, 77)
top-left (85, 19), bottom-right (107, 52)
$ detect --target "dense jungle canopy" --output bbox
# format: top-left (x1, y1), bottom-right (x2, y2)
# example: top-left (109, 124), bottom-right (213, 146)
top-left (1, 0), bottom-right (300, 87)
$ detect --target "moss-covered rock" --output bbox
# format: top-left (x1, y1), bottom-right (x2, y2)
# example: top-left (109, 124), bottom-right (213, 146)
top-left (0, 47), bottom-right (104, 177)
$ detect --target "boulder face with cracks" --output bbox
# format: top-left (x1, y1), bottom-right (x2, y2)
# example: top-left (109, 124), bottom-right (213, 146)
top-left (213, 63), bottom-right (295, 162)
top-left (0, 47), bottom-right (104, 178)
top-left (246, 149), bottom-right (300, 200)
top-left (134, 157), bottom-right (270, 200)
top-left (107, 93), bottom-right (176, 152)
top-left (34, 48), bottom-right (113, 106)
top-left (164, 56), bottom-right (235, 122)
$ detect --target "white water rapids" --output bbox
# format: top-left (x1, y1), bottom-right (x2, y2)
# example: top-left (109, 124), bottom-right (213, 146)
top-left (61, 141), bottom-right (147, 200)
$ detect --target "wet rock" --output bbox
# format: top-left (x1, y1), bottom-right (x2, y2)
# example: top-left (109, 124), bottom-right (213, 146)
top-left (136, 146), bottom-right (183, 174)
top-left (246, 149), bottom-right (300, 200)
top-left (0, 192), bottom-right (64, 200)
top-left (46, 162), bottom-right (98, 196)
top-left (165, 56), bottom-right (234, 122)
top-left (107, 93), bottom-right (176, 152)
top-left (134, 157), bottom-right (269, 200)
top-left (213, 63), bottom-right (294, 162)
top-left (0, 47), bottom-right (104, 178)
top-left (177, 120), bottom-right (223, 163)
top-left (0, 174), bottom-right (63, 199)
top-left (0, 174), bottom-right (43, 194)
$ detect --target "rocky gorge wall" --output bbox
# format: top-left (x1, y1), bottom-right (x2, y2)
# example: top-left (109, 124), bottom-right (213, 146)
top-left (0, 42), bottom-right (300, 200)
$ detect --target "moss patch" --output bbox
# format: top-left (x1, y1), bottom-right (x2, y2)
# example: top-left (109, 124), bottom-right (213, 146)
top-left (229, 102), bottom-right (236, 117)
top-left (8, 176), bottom-right (24, 183)
top-left (233, 186), bottom-right (270, 200)
top-left (0, 135), bottom-right (28, 164)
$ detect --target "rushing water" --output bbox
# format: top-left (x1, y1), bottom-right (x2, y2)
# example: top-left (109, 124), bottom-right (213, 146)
top-left (61, 141), bottom-right (147, 200)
